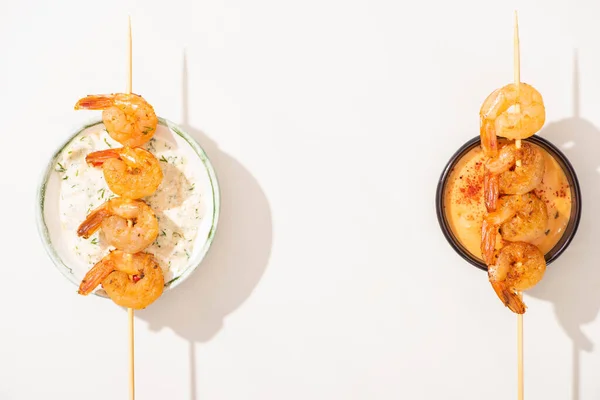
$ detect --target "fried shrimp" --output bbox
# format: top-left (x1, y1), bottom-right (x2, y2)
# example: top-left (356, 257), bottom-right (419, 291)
top-left (77, 198), bottom-right (159, 254)
top-left (481, 193), bottom-right (548, 265)
top-left (78, 250), bottom-right (164, 309)
top-left (75, 93), bottom-right (158, 147)
top-left (86, 147), bottom-right (163, 199)
top-left (488, 242), bottom-right (546, 314)
top-left (479, 82), bottom-right (546, 156)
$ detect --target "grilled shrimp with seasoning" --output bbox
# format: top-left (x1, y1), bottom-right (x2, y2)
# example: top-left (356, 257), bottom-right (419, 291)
top-left (78, 250), bottom-right (164, 309)
top-left (75, 93), bottom-right (158, 147)
top-left (488, 242), bottom-right (546, 314)
top-left (481, 193), bottom-right (548, 265)
top-left (77, 198), bottom-right (159, 254)
top-left (86, 146), bottom-right (163, 199)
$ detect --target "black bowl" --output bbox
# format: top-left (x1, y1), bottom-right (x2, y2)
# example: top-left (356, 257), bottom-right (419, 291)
top-left (435, 135), bottom-right (582, 271)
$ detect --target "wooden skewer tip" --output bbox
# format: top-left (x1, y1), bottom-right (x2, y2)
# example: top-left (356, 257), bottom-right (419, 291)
top-left (513, 11), bottom-right (522, 165)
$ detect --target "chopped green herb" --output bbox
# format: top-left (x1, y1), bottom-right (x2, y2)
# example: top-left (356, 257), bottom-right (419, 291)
top-left (189, 184), bottom-right (195, 191)
top-left (159, 155), bottom-right (168, 163)
top-left (545, 229), bottom-right (550, 235)
top-left (173, 232), bottom-right (183, 238)
top-left (555, 211), bottom-right (559, 219)
top-left (146, 139), bottom-right (156, 152)
top-left (71, 184), bottom-right (77, 188)
top-left (104, 138), bottom-right (112, 148)
top-left (142, 126), bottom-right (154, 135)
top-left (161, 230), bottom-right (166, 236)
top-left (68, 151), bottom-right (72, 155)
top-left (185, 250), bottom-right (190, 259)
top-left (98, 188), bottom-right (105, 199)
top-left (56, 163), bottom-right (66, 173)
top-left (62, 176), bottom-right (68, 180)
top-left (76, 170), bottom-right (79, 177)
top-left (91, 238), bottom-right (99, 245)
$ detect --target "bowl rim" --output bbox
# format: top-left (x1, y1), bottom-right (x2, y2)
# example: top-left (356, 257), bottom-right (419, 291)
top-left (35, 117), bottom-right (221, 295)
top-left (435, 135), bottom-right (582, 271)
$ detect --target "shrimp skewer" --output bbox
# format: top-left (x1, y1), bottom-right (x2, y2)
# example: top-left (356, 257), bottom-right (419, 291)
top-left (75, 93), bottom-right (158, 147)
top-left (79, 250), bottom-right (164, 309)
top-left (86, 147), bottom-right (163, 199)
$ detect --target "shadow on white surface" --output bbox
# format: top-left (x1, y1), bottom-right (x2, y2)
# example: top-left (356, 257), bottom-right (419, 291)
top-left (528, 50), bottom-right (600, 400)
top-left (136, 51), bottom-right (273, 400)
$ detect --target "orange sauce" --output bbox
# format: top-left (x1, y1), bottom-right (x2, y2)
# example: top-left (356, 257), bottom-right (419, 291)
top-left (444, 141), bottom-right (571, 260)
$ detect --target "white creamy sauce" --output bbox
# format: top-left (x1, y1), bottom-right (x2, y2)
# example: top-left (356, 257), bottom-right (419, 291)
top-left (55, 127), bottom-right (206, 284)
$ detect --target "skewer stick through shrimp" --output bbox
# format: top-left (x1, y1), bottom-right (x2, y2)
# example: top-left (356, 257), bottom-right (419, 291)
top-left (126, 15), bottom-right (136, 400)
top-left (513, 12), bottom-right (524, 400)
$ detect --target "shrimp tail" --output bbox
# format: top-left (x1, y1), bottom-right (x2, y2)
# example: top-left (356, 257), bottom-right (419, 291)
top-left (77, 207), bottom-right (110, 238)
top-left (86, 148), bottom-right (120, 167)
top-left (481, 219), bottom-right (497, 266)
top-left (483, 173), bottom-right (499, 212)
top-left (490, 281), bottom-right (526, 314)
top-left (78, 260), bottom-right (116, 295)
top-left (480, 119), bottom-right (498, 158)
top-left (74, 95), bottom-right (115, 110)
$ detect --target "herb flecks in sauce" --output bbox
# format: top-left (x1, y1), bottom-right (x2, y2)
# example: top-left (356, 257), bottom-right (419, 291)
top-left (57, 126), bottom-right (206, 283)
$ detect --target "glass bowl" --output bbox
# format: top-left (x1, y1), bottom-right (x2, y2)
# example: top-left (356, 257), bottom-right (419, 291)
top-left (436, 135), bottom-right (581, 271)
top-left (36, 117), bottom-right (220, 297)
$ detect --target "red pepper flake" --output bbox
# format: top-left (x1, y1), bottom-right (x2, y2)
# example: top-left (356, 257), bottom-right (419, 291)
top-left (132, 275), bottom-right (141, 283)
top-left (457, 176), bottom-right (483, 204)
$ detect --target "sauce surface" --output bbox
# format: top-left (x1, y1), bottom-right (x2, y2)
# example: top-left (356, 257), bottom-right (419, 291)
top-left (443, 141), bottom-right (571, 260)
top-left (55, 127), bottom-right (207, 284)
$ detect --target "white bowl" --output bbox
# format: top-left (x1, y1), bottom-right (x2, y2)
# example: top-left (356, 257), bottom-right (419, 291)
top-left (36, 117), bottom-right (220, 298)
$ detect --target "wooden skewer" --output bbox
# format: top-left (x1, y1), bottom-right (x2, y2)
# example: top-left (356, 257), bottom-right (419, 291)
top-left (513, 11), bottom-right (524, 400)
top-left (127, 16), bottom-right (133, 94)
top-left (126, 16), bottom-right (135, 400)
top-left (129, 308), bottom-right (135, 400)
top-left (518, 292), bottom-right (524, 400)
top-left (514, 11), bottom-right (522, 168)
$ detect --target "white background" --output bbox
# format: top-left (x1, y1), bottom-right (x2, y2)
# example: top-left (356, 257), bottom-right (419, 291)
top-left (1, 0), bottom-right (600, 399)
